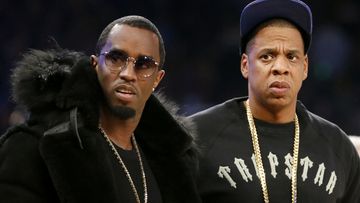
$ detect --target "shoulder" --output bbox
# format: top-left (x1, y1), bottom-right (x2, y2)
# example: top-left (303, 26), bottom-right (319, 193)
top-left (297, 101), bottom-right (357, 160)
top-left (304, 107), bottom-right (348, 142)
top-left (0, 124), bottom-right (58, 201)
top-left (0, 124), bottom-right (43, 147)
top-left (0, 124), bottom-right (44, 173)
top-left (190, 97), bottom-right (246, 127)
top-left (188, 97), bottom-right (247, 151)
top-left (297, 101), bottom-right (347, 136)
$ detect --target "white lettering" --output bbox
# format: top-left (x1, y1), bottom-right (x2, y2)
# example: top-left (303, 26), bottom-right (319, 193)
top-left (314, 163), bottom-right (325, 186)
top-left (268, 152), bottom-right (279, 178)
top-left (326, 171), bottom-right (337, 194)
top-left (218, 166), bottom-right (237, 188)
top-left (300, 156), bottom-right (313, 181)
top-left (284, 153), bottom-right (293, 179)
top-left (234, 158), bottom-right (253, 182)
top-left (218, 152), bottom-right (338, 195)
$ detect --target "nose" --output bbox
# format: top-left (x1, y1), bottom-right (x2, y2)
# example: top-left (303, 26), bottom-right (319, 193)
top-left (118, 57), bottom-right (137, 81)
top-left (271, 56), bottom-right (289, 75)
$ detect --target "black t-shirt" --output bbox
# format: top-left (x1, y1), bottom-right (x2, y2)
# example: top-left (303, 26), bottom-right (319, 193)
top-left (191, 97), bottom-right (360, 203)
top-left (112, 143), bottom-right (163, 203)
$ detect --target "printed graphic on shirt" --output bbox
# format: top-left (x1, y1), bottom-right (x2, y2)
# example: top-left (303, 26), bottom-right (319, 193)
top-left (217, 152), bottom-right (337, 195)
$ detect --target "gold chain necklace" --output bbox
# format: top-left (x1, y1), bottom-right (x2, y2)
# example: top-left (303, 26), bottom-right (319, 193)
top-left (245, 100), bottom-right (300, 203)
top-left (99, 126), bottom-right (148, 203)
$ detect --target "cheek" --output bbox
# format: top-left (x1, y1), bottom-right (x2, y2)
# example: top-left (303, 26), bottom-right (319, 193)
top-left (138, 79), bottom-right (156, 97)
top-left (97, 67), bottom-right (116, 90)
top-left (250, 66), bottom-right (266, 82)
top-left (291, 69), bottom-right (305, 92)
top-left (295, 74), bottom-right (305, 89)
top-left (295, 68), bottom-right (306, 81)
top-left (141, 81), bottom-right (154, 94)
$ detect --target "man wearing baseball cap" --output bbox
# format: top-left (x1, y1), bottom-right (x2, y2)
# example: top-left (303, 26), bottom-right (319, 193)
top-left (190, 0), bottom-right (360, 202)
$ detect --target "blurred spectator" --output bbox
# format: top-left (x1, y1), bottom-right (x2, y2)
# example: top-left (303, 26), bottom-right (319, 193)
top-left (349, 135), bottom-right (360, 156)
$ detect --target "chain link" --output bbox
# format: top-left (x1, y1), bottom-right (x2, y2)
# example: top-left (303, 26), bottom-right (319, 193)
top-left (245, 100), bottom-right (299, 203)
top-left (99, 126), bottom-right (148, 203)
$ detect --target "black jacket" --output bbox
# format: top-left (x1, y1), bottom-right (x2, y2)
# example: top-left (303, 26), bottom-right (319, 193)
top-left (0, 49), bottom-right (200, 203)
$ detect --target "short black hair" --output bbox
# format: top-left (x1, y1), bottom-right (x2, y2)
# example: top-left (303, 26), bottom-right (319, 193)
top-left (95, 15), bottom-right (166, 69)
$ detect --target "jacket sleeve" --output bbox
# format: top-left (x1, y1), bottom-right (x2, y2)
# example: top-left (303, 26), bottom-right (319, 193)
top-left (0, 128), bottom-right (59, 203)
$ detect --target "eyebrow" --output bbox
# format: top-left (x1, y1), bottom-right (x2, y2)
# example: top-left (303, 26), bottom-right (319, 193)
top-left (259, 48), bottom-right (302, 55)
top-left (258, 48), bottom-right (276, 55)
top-left (107, 48), bottom-right (126, 54)
top-left (106, 46), bottom-right (158, 62)
top-left (287, 49), bottom-right (301, 55)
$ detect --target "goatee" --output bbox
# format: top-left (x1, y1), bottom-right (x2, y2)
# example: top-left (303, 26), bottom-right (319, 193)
top-left (110, 105), bottom-right (136, 119)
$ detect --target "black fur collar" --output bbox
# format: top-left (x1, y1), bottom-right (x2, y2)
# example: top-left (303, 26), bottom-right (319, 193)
top-left (11, 49), bottom-right (101, 129)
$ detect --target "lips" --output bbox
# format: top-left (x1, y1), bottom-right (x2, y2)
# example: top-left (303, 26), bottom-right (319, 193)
top-left (114, 84), bottom-right (137, 102)
top-left (270, 81), bottom-right (290, 89)
top-left (115, 88), bottom-right (135, 94)
top-left (269, 81), bottom-right (290, 95)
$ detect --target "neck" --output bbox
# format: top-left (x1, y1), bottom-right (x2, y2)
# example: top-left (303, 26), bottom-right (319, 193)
top-left (99, 107), bottom-right (141, 150)
top-left (247, 98), bottom-right (297, 123)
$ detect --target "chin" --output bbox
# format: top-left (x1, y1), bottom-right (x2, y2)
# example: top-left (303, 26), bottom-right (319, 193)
top-left (268, 97), bottom-right (293, 106)
top-left (110, 104), bottom-right (136, 119)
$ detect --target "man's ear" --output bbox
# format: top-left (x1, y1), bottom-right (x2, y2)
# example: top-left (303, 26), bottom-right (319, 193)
top-left (153, 70), bottom-right (165, 90)
top-left (90, 55), bottom-right (98, 69)
top-left (303, 54), bottom-right (309, 81)
top-left (240, 53), bottom-right (249, 79)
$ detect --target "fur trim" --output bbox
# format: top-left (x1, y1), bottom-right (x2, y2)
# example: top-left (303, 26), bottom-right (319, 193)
top-left (11, 48), bottom-right (102, 128)
top-left (152, 92), bottom-right (198, 152)
top-left (11, 49), bottom-right (83, 111)
top-left (135, 92), bottom-right (197, 154)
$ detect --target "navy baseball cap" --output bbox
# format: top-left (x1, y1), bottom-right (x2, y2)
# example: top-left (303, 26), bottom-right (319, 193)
top-left (240, 0), bottom-right (313, 54)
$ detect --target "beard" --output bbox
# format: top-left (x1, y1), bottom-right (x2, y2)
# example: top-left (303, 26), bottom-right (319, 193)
top-left (101, 91), bottom-right (136, 119)
top-left (105, 96), bottom-right (136, 120)
top-left (106, 102), bottom-right (136, 119)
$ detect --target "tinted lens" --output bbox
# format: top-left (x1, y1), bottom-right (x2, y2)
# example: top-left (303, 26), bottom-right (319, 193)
top-left (134, 56), bottom-right (157, 70)
top-left (135, 56), bottom-right (158, 79)
top-left (105, 51), bottom-right (127, 67)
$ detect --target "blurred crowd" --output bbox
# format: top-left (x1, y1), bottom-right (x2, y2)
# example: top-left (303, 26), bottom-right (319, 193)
top-left (1, 0), bottom-right (360, 136)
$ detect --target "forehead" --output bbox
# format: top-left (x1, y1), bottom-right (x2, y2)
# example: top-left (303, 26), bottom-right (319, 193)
top-left (250, 25), bottom-right (304, 53)
top-left (103, 24), bottom-right (160, 59)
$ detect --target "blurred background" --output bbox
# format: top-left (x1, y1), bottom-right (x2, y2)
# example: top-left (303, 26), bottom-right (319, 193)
top-left (1, 0), bottom-right (359, 135)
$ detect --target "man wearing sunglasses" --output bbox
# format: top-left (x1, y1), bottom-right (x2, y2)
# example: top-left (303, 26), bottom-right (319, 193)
top-left (0, 15), bottom-right (201, 203)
